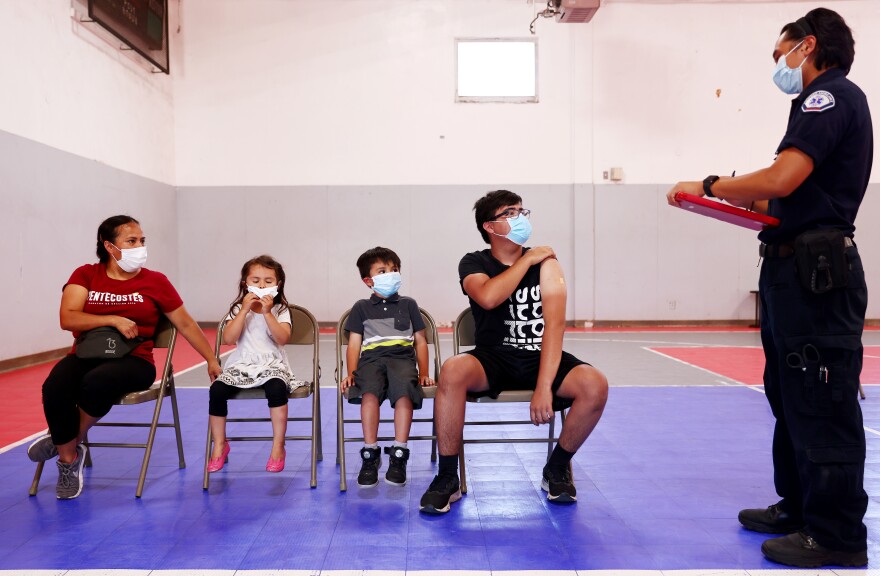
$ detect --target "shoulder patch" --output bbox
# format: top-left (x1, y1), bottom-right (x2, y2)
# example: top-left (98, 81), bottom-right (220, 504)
top-left (802, 90), bottom-right (835, 113)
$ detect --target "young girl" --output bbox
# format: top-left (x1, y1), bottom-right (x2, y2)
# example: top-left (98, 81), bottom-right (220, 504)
top-left (207, 255), bottom-right (306, 473)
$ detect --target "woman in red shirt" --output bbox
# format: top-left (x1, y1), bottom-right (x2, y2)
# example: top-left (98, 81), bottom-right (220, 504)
top-left (27, 215), bottom-right (222, 500)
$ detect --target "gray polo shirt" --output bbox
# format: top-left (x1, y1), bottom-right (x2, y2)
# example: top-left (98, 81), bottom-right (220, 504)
top-left (344, 293), bottom-right (425, 364)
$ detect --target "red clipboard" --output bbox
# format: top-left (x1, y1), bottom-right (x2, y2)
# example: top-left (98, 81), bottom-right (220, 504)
top-left (673, 192), bottom-right (780, 231)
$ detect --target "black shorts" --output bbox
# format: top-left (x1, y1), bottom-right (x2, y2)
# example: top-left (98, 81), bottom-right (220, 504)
top-left (348, 357), bottom-right (424, 410)
top-left (464, 346), bottom-right (588, 411)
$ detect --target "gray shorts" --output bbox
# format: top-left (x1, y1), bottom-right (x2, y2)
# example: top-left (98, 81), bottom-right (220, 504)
top-left (348, 357), bottom-right (424, 409)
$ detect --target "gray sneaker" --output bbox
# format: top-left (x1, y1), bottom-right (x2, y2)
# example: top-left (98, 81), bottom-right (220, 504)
top-left (27, 434), bottom-right (58, 462)
top-left (56, 444), bottom-right (87, 500)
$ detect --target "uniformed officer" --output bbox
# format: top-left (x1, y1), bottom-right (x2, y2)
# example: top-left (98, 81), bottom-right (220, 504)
top-left (666, 8), bottom-right (872, 568)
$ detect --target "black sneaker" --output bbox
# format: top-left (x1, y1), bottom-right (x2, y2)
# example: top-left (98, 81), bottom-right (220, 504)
top-left (357, 447), bottom-right (381, 487)
top-left (761, 531), bottom-right (868, 568)
top-left (419, 473), bottom-right (461, 514)
top-left (384, 445), bottom-right (410, 486)
top-left (541, 462), bottom-right (577, 503)
top-left (738, 502), bottom-right (805, 534)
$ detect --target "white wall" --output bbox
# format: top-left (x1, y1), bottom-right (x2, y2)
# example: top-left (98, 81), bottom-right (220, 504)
top-left (173, 0), bottom-right (592, 187)
top-left (0, 0), bottom-right (178, 184)
top-left (0, 1), bottom-right (179, 361)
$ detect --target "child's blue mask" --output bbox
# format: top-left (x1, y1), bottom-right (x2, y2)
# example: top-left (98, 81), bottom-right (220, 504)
top-left (371, 272), bottom-right (401, 298)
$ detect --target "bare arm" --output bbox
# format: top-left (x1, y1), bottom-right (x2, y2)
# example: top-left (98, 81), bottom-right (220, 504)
top-left (530, 259), bottom-right (566, 426)
top-left (165, 305), bottom-right (222, 380)
top-left (462, 246), bottom-right (556, 310)
top-left (60, 284), bottom-right (139, 338)
top-left (222, 293), bottom-right (266, 345)
top-left (413, 329), bottom-right (434, 386)
top-left (666, 148), bottom-right (814, 212)
top-left (263, 301), bottom-right (292, 346)
top-left (341, 332), bottom-right (362, 390)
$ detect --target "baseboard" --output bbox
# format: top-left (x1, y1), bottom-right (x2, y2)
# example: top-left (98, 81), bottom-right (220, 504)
top-left (0, 347), bottom-right (69, 374)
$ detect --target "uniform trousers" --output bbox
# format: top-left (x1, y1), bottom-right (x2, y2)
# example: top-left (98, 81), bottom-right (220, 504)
top-left (759, 244), bottom-right (868, 551)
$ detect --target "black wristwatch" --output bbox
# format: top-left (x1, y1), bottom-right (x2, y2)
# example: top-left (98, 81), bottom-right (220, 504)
top-left (703, 175), bottom-right (720, 198)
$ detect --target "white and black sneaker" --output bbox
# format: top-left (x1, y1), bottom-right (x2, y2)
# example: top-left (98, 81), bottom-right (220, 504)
top-left (541, 462), bottom-right (577, 503)
top-left (419, 473), bottom-right (461, 514)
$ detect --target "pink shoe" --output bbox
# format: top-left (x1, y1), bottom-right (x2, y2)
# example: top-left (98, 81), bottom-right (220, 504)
top-left (266, 450), bottom-right (285, 473)
top-left (207, 441), bottom-right (230, 473)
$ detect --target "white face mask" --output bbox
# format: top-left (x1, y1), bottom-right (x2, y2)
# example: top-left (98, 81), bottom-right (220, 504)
top-left (247, 285), bottom-right (278, 299)
top-left (112, 244), bottom-right (148, 273)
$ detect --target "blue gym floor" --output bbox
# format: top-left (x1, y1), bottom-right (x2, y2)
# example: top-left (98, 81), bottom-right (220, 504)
top-left (1, 331), bottom-right (879, 574)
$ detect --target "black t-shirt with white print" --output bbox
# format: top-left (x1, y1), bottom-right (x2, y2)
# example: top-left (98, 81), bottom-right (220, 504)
top-left (458, 248), bottom-right (544, 351)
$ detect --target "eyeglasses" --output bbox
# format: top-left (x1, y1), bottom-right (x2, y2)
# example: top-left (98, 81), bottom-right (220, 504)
top-left (490, 207), bottom-right (531, 221)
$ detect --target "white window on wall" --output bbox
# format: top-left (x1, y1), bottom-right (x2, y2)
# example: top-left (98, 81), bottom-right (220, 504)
top-left (456, 39), bottom-right (538, 103)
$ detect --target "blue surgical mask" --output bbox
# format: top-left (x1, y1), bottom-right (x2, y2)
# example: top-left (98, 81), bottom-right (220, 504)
top-left (772, 40), bottom-right (808, 95)
top-left (492, 213), bottom-right (532, 245)
top-left (371, 272), bottom-right (401, 298)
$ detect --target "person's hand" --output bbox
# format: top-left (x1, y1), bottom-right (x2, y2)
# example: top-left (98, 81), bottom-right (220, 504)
top-left (419, 375), bottom-right (435, 387)
top-left (530, 388), bottom-right (554, 426)
top-left (259, 295), bottom-right (275, 315)
top-left (666, 181), bottom-right (703, 206)
top-left (526, 246), bottom-right (556, 266)
top-left (341, 375), bottom-right (355, 390)
top-left (207, 359), bottom-right (222, 381)
top-left (241, 292), bottom-right (259, 313)
top-left (112, 316), bottom-right (139, 339)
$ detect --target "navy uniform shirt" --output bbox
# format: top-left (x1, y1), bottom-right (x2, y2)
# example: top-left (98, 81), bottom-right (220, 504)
top-left (344, 293), bottom-right (425, 364)
top-left (759, 67), bottom-right (873, 244)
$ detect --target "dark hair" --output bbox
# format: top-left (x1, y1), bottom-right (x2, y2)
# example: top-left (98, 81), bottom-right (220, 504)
top-left (96, 215), bottom-right (140, 263)
top-left (226, 255), bottom-right (290, 318)
top-left (473, 190), bottom-right (523, 244)
top-left (356, 247), bottom-right (401, 279)
top-left (781, 8), bottom-right (855, 74)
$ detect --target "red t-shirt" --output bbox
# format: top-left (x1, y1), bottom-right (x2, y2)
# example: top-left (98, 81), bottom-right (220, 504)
top-left (66, 263), bottom-right (184, 365)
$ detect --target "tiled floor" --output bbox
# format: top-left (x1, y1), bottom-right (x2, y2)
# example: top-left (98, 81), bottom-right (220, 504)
top-left (2, 330), bottom-right (879, 574)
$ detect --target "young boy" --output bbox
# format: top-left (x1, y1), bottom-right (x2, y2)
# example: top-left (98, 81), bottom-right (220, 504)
top-left (341, 247), bottom-right (434, 487)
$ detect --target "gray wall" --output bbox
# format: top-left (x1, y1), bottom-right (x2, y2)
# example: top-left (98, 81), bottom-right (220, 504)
top-left (176, 183), bottom-right (880, 328)
top-left (1, 129), bottom-right (178, 361)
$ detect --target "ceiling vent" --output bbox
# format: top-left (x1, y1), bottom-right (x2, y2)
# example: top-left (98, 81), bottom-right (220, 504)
top-left (555, 0), bottom-right (600, 23)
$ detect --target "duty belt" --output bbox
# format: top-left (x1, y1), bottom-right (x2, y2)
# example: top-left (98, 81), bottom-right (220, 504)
top-left (759, 236), bottom-right (854, 258)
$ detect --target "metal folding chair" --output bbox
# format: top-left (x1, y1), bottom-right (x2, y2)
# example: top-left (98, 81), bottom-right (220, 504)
top-left (202, 304), bottom-right (322, 489)
top-left (29, 315), bottom-right (184, 498)
top-left (453, 307), bottom-right (565, 494)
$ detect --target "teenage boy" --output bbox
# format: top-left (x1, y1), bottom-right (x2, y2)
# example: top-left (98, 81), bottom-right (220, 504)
top-left (419, 190), bottom-right (608, 514)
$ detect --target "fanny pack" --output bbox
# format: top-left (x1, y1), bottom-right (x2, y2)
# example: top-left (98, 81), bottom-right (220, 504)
top-left (794, 228), bottom-right (850, 294)
top-left (75, 327), bottom-right (145, 360)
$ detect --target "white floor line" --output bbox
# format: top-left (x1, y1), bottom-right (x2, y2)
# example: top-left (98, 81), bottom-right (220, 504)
top-left (641, 346), bottom-right (757, 389)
